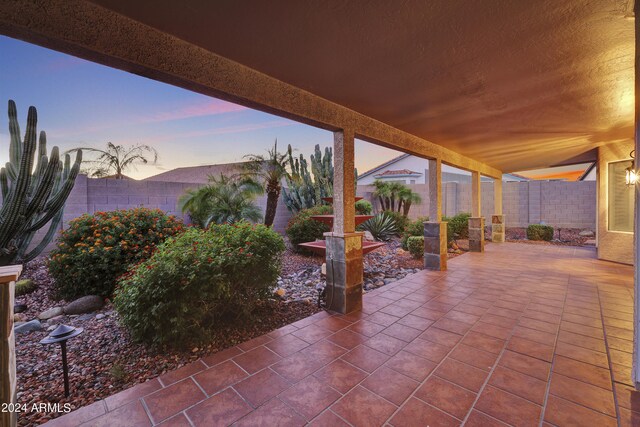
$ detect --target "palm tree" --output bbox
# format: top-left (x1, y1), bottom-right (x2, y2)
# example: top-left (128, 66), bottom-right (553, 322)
top-left (179, 174), bottom-right (263, 227)
top-left (242, 140), bottom-right (289, 226)
top-left (68, 142), bottom-right (158, 179)
top-left (372, 180), bottom-right (392, 211)
top-left (398, 187), bottom-right (422, 216)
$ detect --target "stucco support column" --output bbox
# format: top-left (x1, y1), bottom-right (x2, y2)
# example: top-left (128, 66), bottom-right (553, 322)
top-left (1, 265), bottom-right (22, 427)
top-left (325, 129), bottom-right (363, 314)
top-left (633, 0), bottom-right (640, 390)
top-left (469, 171), bottom-right (485, 252)
top-left (492, 177), bottom-right (505, 243)
top-left (424, 158), bottom-right (447, 270)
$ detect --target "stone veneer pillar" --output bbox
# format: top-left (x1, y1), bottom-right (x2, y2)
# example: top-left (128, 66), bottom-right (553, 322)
top-left (469, 217), bottom-right (485, 252)
top-left (1, 265), bottom-right (22, 427)
top-left (324, 232), bottom-right (364, 314)
top-left (424, 222), bottom-right (447, 271)
top-left (492, 215), bottom-right (505, 242)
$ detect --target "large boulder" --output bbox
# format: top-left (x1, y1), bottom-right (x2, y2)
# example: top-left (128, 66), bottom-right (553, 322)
top-left (63, 295), bottom-right (104, 315)
top-left (14, 320), bottom-right (43, 334)
top-left (38, 307), bottom-right (63, 320)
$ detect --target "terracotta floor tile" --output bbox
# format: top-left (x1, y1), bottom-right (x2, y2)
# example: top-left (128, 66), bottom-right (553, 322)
top-left (415, 376), bottom-right (476, 420)
top-left (512, 326), bottom-right (556, 346)
top-left (507, 336), bottom-right (554, 362)
top-left (521, 309), bottom-right (561, 324)
top-left (403, 338), bottom-right (450, 363)
top-left (612, 362), bottom-right (634, 386)
top-left (543, 395), bottom-right (617, 427)
top-left (325, 329), bottom-right (369, 350)
top-left (279, 376), bottom-right (341, 420)
top-left (201, 346), bottom-right (243, 368)
top-left (614, 383), bottom-right (640, 413)
top-left (390, 397), bottom-right (459, 427)
top-left (498, 350), bottom-right (551, 381)
top-left (381, 322), bottom-right (423, 342)
top-left (487, 307), bottom-right (522, 319)
top-left (271, 352), bottom-right (326, 382)
top-left (364, 333), bottom-right (407, 356)
top-left (366, 311), bottom-right (401, 327)
top-left (186, 388), bottom-right (252, 427)
top-left (549, 373), bottom-right (616, 417)
top-left (553, 355), bottom-right (612, 390)
top-left (104, 378), bottom-right (161, 411)
top-left (449, 343), bottom-right (498, 372)
top-left (419, 326), bottom-right (462, 348)
top-left (410, 306), bottom-right (447, 321)
top-left (385, 350), bottom-right (437, 381)
top-left (562, 312), bottom-right (603, 329)
top-left (607, 325), bottom-right (634, 340)
top-left (331, 386), bottom-right (397, 427)
top-left (607, 335), bottom-right (633, 353)
top-left (81, 400), bottom-right (151, 427)
top-left (396, 314), bottom-right (434, 331)
top-left (301, 339), bottom-right (348, 364)
top-left (233, 398), bottom-right (306, 427)
top-left (620, 407), bottom-right (640, 427)
top-left (454, 303), bottom-right (489, 316)
top-left (156, 413), bottom-right (191, 427)
top-left (158, 360), bottom-right (207, 387)
top-left (361, 366), bottom-right (418, 405)
top-left (44, 401), bottom-right (106, 427)
top-left (610, 348), bottom-right (632, 367)
top-left (266, 323), bottom-right (299, 339)
top-left (471, 322), bottom-right (513, 340)
top-left (481, 313), bottom-right (518, 328)
top-left (379, 302), bottom-right (415, 317)
top-left (265, 334), bottom-right (309, 357)
top-left (443, 309), bottom-right (481, 324)
top-left (488, 366), bottom-right (547, 405)
top-left (347, 319), bottom-right (386, 337)
top-left (308, 410), bottom-right (350, 426)
top-left (557, 329), bottom-right (606, 352)
top-left (475, 385), bottom-right (542, 427)
top-left (341, 344), bottom-right (390, 373)
top-left (314, 316), bottom-right (353, 332)
top-left (432, 317), bottom-right (473, 335)
top-left (464, 410), bottom-right (510, 426)
top-left (560, 321), bottom-right (604, 339)
top-left (313, 359), bottom-right (368, 394)
top-left (461, 331), bottom-right (505, 354)
top-left (292, 324), bottom-right (334, 344)
top-left (144, 378), bottom-right (206, 424)
top-left (237, 334), bottom-right (272, 351)
top-left (193, 360), bottom-right (247, 395)
top-left (233, 368), bottom-right (290, 407)
top-left (555, 341), bottom-right (609, 369)
top-left (232, 345), bottom-right (282, 374)
top-left (435, 357), bottom-right (488, 392)
top-left (518, 317), bottom-right (558, 334)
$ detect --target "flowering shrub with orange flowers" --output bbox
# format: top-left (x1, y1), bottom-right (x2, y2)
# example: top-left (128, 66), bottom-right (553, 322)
top-left (49, 208), bottom-right (184, 300)
top-left (114, 221), bottom-right (285, 348)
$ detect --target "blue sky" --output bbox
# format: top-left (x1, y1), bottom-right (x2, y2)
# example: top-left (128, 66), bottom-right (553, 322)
top-left (0, 35), bottom-right (403, 179)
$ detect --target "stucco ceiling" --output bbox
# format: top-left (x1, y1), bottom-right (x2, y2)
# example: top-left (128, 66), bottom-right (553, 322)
top-left (90, 0), bottom-right (635, 172)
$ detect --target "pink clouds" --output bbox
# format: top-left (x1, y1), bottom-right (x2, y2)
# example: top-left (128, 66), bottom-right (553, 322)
top-left (143, 119), bottom-right (293, 143)
top-left (139, 99), bottom-right (247, 123)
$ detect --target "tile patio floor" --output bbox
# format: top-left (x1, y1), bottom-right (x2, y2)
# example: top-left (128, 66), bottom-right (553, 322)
top-left (43, 242), bottom-right (640, 426)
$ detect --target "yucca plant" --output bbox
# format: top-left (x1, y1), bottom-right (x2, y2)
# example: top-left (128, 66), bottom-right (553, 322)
top-left (357, 212), bottom-right (399, 242)
top-left (0, 100), bottom-right (82, 266)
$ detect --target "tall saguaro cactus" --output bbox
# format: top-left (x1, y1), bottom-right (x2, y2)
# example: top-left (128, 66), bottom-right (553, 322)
top-left (0, 100), bottom-right (82, 266)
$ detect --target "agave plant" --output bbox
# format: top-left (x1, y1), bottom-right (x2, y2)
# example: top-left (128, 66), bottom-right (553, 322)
top-left (357, 212), bottom-right (399, 242)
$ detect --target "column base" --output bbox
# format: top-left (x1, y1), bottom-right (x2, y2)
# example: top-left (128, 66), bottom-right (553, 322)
top-left (491, 214), bottom-right (505, 243)
top-left (469, 217), bottom-right (485, 252)
top-left (324, 232), bottom-right (364, 314)
top-left (1, 265), bottom-right (21, 427)
top-left (424, 221), bottom-right (447, 271)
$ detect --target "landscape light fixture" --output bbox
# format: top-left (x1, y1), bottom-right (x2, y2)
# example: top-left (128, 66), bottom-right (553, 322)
top-left (40, 324), bottom-right (83, 397)
top-left (626, 150), bottom-right (638, 186)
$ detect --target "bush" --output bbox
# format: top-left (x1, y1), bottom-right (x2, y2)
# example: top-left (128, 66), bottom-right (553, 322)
top-left (285, 205), bottom-right (332, 252)
top-left (407, 236), bottom-right (424, 259)
top-left (355, 200), bottom-right (373, 215)
top-left (382, 210), bottom-right (410, 233)
top-left (527, 224), bottom-right (554, 241)
top-left (357, 212), bottom-right (399, 241)
top-left (15, 279), bottom-right (37, 296)
top-left (401, 216), bottom-right (429, 250)
top-left (443, 212), bottom-right (471, 242)
top-left (114, 222), bottom-right (285, 348)
top-left (49, 208), bottom-right (184, 300)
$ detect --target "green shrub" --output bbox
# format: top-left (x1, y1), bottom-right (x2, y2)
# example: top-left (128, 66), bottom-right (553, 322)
top-left (15, 279), bottom-right (37, 296)
top-left (49, 208), bottom-right (184, 300)
top-left (355, 199), bottom-right (373, 215)
top-left (407, 236), bottom-right (424, 259)
top-left (443, 212), bottom-right (471, 242)
top-left (382, 210), bottom-right (410, 233)
top-left (401, 216), bottom-right (429, 250)
top-left (357, 212), bottom-right (399, 241)
top-left (114, 222), bottom-right (285, 348)
top-left (285, 205), bottom-right (332, 252)
top-left (527, 224), bottom-right (554, 241)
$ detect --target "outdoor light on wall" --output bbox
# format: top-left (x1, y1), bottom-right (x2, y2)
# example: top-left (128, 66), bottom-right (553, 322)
top-left (40, 324), bottom-right (83, 397)
top-left (625, 150), bottom-right (638, 186)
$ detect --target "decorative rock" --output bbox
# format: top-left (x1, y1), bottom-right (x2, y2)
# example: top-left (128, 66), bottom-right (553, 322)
top-left (63, 295), bottom-right (104, 315)
top-left (77, 313), bottom-right (96, 321)
top-left (13, 313), bottom-right (26, 323)
top-left (364, 231), bottom-right (375, 241)
top-left (48, 315), bottom-right (64, 323)
top-left (14, 319), bottom-right (43, 334)
top-left (579, 230), bottom-right (595, 237)
top-left (14, 304), bottom-right (27, 314)
top-left (38, 307), bottom-right (63, 320)
top-left (47, 325), bottom-right (57, 332)
top-left (95, 314), bottom-right (106, 320)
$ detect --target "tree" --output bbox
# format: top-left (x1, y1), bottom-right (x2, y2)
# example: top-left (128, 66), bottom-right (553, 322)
top-left (398, 186), bottom-right (422, 216)
top-left (372, 180), bottom-right (421, 216)
top-left (179, 174), bottom-right (263, 227)
top-left (242, 140), bottom-right (289, 227)
top-left (68, 142), bottom-right (158, 179)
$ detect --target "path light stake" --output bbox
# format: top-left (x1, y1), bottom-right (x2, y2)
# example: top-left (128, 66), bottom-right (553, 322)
top-left (40, 325), bottom-right (83, 397)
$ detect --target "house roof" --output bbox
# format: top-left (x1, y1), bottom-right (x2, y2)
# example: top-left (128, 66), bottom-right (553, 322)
top-left (374, 169), bottom-right (421, 177)
top-left (358, 154), bottom-right (411, 179)
top-left (578, 162), bottom-right (596, 181)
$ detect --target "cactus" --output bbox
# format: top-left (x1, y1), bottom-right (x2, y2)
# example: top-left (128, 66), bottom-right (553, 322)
top-left (0, 100), bottom-right (82, 266)
top-left (282, 144), bottom-right (358, 213)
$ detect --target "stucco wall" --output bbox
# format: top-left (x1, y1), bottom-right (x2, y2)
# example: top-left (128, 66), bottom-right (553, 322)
top-left (597, 142), bottom-right (634, 265)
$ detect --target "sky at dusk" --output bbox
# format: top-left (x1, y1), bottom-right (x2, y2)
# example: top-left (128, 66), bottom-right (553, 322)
top-left (0, 35), bottom-right (405, 180)
top-left (0, 35), bottom-right (590, 180)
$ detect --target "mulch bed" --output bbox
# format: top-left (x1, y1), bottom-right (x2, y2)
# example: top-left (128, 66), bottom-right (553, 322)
top-left (505, 227), bottom-right (591, 246)
top-left (14, 261), bottom-right (319, 426)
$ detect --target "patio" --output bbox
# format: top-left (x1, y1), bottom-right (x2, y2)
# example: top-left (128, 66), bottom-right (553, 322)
top-left (44, 242), bottom-right (637, 426)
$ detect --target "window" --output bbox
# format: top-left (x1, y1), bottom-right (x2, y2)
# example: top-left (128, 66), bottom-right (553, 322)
top-left (608, 161), bottom-right (634, 232)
